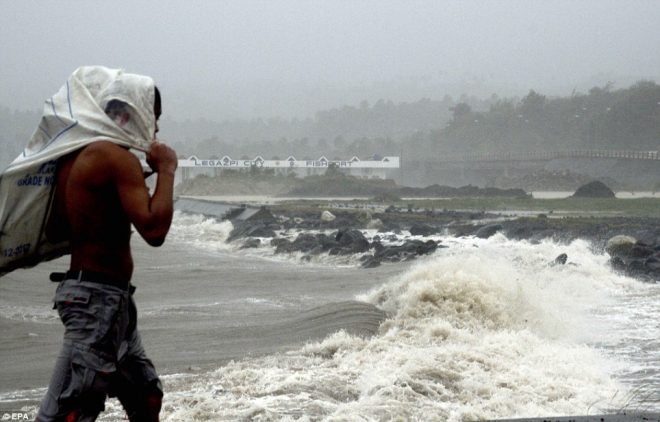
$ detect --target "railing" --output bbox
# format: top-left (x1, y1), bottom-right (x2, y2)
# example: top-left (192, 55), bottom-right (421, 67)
top-left (436, 150), bottom-right (660, 163)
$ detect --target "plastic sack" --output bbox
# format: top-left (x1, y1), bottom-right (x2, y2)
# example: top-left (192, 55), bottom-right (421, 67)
top-left (0, 66), bottom-right (157, 276)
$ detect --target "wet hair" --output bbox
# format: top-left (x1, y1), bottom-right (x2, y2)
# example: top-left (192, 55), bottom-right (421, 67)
top-left (154, 86), bottom-right (161, 120)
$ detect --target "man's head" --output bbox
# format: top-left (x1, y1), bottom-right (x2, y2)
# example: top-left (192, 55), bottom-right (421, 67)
top-left (103, 85), bottom-right (162, 140)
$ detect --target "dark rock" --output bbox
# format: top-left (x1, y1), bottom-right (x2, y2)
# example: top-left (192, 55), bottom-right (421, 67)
top-left (645, 255), bottom-right (660, 271)
top-left (371, 241), bottom-right (385, 253)
top-left (240, 239), bottom-right (261, 249)
top-left (275, 233), bottom-right (319, 254)
top-left (228, 222), bottom-right (278, 242)
top-left (361, 257), bottom-right (382, 268)
top-left (418, 239), bottom-right (441, 255)
top-left (409, 223), bottom-right (438, 236)
top-left (606, 235), bottom-right (637, 258)
top-left (274, 229), bottom-right (372, 256)
top-left (627, 260), bottom-right (647, 275)
top-left (572, 181), bottom-right (615, 198)
top-left (373, 239), bottom-right (441, 263)
top-left (550, 253), bottom-right (568, 266)
top-left (270, 238), bottom-right (290, 248)
top-left (335, 229), bottom-right (370, 253)
top-left (609, 241), bottom-right (660, 281)
top-left (474, 224), bottom-right (502, 239)
top-left (631, 243), bottom-right (654, 259)
top-left (610, 256), bottom-right (626, 270)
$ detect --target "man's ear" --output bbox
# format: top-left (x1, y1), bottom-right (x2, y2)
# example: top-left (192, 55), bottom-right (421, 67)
top-left (119, 112), bottom-right (130, 126)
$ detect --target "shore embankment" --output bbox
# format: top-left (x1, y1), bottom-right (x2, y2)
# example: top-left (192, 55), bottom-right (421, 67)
top-left (177, 193), bottom-right (660, 281)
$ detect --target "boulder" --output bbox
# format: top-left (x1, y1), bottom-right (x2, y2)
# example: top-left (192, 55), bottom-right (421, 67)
top-left (228, 222), bottom-right (278, 242)
top-left (371, 239), bottom-right (441, 263)
top-left (606, 236), bottom-right (660, 282)
top-left (630, 243), bottom-right (655, 259)
top-left (550, 253), bottom-right (567, 266)
top-left (334, 229), bottom-right (370, 254)
top-left (409, 223), bottom-right (438, 236)
top-left (474, 224), bottom-right (502, 239)
top-left (645, 254), bottom-right (660, 271)
top-left (320, 210), bottom-right (336, 222)
top-left (275, 233), bottom-right (319, 254)
top-left (361, 256), bottom-right (382, 268)
top-left (605, 235), bottom-right (637, 258)
top-left (572, 181), bottom-right (615, 198)
top-left (270, 238), bottom-right (290, 248)
top-left (240, 238), bottom-right (261, 249)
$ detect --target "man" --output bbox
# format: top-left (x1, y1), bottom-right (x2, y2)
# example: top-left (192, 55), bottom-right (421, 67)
top-left (36, 81), bottom-right (177, 421)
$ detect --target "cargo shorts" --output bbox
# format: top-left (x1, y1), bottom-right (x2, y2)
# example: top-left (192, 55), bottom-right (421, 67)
top-left (37, 277), bottom-right (161, 422)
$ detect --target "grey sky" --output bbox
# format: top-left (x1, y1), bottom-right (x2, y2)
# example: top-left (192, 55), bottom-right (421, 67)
top-left (1, 0), bottom-right (659, 120)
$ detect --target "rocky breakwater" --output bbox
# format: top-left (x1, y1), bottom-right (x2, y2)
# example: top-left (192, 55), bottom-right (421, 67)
top-left (451, 216), bottom-right (660, 282)
top-left (217, 201), bottom-right (660, 279)
top-left (606, 235), bottom-right (660, 282)
top-left (228, 209), bottom-right (446, 268)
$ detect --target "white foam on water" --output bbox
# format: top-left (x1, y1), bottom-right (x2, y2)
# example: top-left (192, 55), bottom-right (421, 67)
top-left (121, 235), bottom-right (654, 421)
top-left (171, 212), bottom-right (375, 267)
top-left (0, 304), bottom-right (58, 323)
top-left (169, 211), bottom-right (234, 253)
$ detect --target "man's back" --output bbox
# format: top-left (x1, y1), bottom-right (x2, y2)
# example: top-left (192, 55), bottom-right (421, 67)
top-left (47, 139), bottom-right (176, 281)
top-left (49, 141), bottom-right (142, 281)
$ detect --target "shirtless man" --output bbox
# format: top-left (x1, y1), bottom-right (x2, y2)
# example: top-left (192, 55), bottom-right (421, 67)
top-left (36, 88), bottom-right (177, 422)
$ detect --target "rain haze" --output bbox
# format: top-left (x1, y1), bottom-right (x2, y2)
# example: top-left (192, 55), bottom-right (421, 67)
top-left (1, 0), bottom-right (659, 120)
top-left (3, 2), bottom-right (660, 421)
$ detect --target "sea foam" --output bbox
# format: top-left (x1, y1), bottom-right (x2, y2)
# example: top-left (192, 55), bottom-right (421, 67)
top-left (96, 235), bottom-right (638, 421)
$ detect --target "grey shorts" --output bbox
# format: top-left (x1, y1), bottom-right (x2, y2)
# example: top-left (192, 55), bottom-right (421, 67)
top-left (37, 278), bottom-right (161, 422)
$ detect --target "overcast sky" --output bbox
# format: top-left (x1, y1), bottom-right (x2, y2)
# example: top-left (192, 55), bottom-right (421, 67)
top-left (1, 0), bottom-right (659, 120)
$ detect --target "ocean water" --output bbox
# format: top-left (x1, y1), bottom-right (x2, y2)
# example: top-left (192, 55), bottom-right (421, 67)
top-left (0, 211), bottom-right (658, 421)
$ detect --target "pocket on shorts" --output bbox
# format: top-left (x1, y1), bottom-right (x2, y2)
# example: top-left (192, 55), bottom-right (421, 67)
top-left (55, 285), bottom-right (95, 336)
top-left (59, 361), bottom-right (95, 402)
top-left (54, 285), bottom-right (92, 306)
top-left (60, 345), bottom-right (116, 400)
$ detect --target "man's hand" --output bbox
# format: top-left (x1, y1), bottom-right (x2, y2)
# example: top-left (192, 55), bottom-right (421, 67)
top-left (146, 141), bottom-right (178, 174)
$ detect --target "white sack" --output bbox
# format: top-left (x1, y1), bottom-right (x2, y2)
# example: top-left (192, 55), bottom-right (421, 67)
top-left (0, 66), bottom-right (157, 276)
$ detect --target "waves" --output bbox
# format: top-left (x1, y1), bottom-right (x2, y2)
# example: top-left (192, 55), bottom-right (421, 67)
top-left (6, 211), bottom-right (655, 420)
top-left (93, 233), bottom-right (657, 421)
top-left (169, 211), bottom-right (235, 252)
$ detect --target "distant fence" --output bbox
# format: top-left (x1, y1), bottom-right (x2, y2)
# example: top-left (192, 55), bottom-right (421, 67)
top-left (436, 150), bottom-right (660, 163)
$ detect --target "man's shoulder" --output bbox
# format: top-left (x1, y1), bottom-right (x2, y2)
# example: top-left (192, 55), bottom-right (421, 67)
top-left (79, 141), bottom-right (140, 165)
top-left (72, 141), bottom-right (142, 183)
top-left (82, 140), bottom-right (135, 155)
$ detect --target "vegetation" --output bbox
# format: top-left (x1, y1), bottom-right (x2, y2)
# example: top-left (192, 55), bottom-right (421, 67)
top-left (161, 81), bottom-right (660, 163)
top-left (429, 81), bottom-right (660, 159)
top-left (2, 81), bottom-right (658, 171)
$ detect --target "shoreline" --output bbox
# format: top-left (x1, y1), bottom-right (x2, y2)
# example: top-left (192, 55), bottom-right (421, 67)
top-left (175, 195), bottom-right (660, 281)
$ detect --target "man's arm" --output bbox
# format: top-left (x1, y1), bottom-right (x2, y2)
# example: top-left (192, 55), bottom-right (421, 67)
top-left (107, 142), bottom-right (178, 246)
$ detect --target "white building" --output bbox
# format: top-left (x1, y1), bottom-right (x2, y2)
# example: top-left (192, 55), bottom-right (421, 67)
top-left (175, 155), bottom-right (400, 181)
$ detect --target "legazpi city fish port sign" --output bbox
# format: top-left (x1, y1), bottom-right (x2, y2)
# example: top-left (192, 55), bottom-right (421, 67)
top-left (176, 155), bottom-right (400, 169)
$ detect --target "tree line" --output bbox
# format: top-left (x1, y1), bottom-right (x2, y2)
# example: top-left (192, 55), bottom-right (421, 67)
top-left (165, 80), bottom-right (660, 162)
top-left (1, 81), bottom-right (658, 169)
